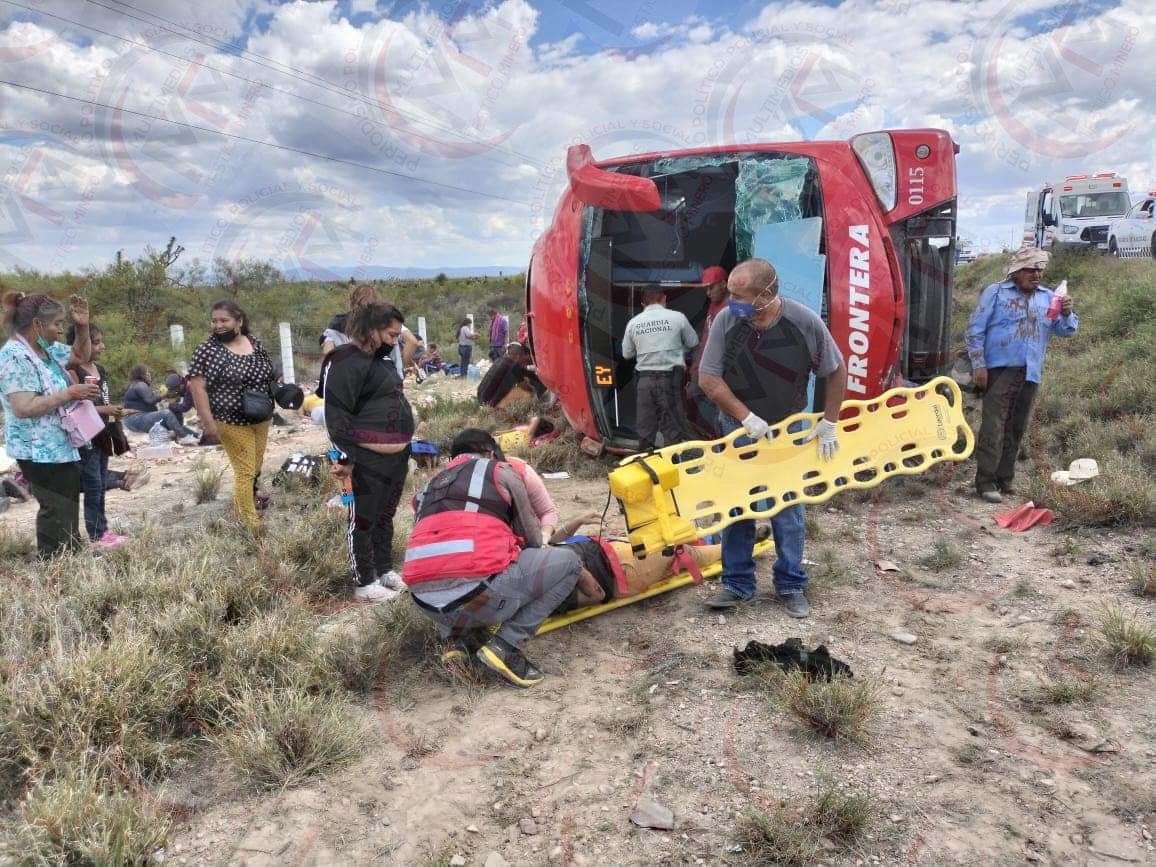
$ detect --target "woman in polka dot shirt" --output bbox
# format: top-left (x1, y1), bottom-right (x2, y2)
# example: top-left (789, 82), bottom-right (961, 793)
top-left (186, 300), bottom-right (276, 532)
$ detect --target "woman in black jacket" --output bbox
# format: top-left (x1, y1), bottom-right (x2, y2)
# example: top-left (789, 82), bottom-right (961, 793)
top-left (324, 302), bottom-right (415, 602)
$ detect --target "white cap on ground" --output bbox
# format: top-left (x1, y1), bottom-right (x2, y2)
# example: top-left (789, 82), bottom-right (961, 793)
top-left (1050, 458), bottom-right (1100, 486)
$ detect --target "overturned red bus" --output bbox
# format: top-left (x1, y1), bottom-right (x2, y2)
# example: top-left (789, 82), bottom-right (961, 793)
top-left (525, 130), bottom-right (959, 450)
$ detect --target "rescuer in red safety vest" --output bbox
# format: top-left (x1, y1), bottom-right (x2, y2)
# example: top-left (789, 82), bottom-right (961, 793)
top-left (402, 428), bottom-right (582, 688)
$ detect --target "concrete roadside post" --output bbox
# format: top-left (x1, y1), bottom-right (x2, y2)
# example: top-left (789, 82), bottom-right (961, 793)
top-left (279, 322), bottom-right (295, 384)
top-left (169, 324), bottom-right (186, 372)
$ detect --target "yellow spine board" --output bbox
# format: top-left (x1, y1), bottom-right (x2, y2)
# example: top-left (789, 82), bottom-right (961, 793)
top-left (609, 376), bottom-right (974, 557)
top-left (535, 540), bottom-right (774, 636)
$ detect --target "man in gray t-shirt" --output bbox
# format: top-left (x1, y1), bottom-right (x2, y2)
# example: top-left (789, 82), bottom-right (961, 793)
top-left (621, 288), bottom-right (699, 452)
top-left (698, 258), bottom-right (848, 619)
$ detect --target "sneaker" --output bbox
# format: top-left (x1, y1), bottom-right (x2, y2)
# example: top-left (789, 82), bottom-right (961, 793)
top-left (980, 490), bottom-right (1003, 504)
top-left (778, 592), bottom-right (810, 619)
top-left (96, 531), bottom-right (128, 549)
top-left (177, 434), bottom-right (200, 446)
top-left (706, 588), bottom-right (748, 609)
top-left (476, 635), bottom-right (543, 688)
top-left (377, 569), bottom-right (404, 590)
top-left (353, 581), bottom-right (398, 603)
top-left (440, 633), bottom-right (487, 668)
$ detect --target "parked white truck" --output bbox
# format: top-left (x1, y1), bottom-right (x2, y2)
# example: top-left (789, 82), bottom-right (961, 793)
top-left (1022, 173), bottom-right (1130, 252)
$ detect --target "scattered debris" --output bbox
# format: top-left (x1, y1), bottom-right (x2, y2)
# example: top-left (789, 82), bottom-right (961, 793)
top-left (630, 796), bottom-right (675, 830)
top-left (732, 638), bottom-right (853, 680)
top-left (1050, 458), bottom-right (1099, 486)
top-left (889, 631), bottom-right (918, 645)
top-left (519, 818), bottom-right (538, 836)
top-left (993, 502), bottom-right (1054, 532)
top-left (874, 559), bottom-right (902, 572)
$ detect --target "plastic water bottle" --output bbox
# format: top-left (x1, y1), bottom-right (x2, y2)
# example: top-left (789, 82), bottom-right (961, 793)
top-left (148, 420), bottom-right (169, 446)
top-left (339, 477), bottom-right (354, 506)
top-left (1047, 280), bottom-right (1068, 320)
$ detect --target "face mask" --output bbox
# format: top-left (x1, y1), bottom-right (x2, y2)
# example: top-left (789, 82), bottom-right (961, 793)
top-left (728, 301), bottom-right (756, 320)
top-left (211, 329), bottom-right (238, 342)
top-left (36, 336), bottom-right (53, 351)
top-left (373, 341), bottom-right (394, 360)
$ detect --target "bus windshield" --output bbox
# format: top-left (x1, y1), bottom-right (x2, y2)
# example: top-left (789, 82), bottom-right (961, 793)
top-left (1058, 191), bottom-right (1130, 218)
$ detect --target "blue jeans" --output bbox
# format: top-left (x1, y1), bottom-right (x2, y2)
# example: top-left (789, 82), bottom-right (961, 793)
top-left (718, 414), bottom-right (808, 598)
top-left (77, 446), bottom-right (109, 540)
top-left (124, 409), bottom-right (195, 439)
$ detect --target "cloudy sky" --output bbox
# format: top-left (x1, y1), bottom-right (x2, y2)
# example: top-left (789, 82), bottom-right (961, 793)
top-left (1, 0), bottom-right (1153, 278)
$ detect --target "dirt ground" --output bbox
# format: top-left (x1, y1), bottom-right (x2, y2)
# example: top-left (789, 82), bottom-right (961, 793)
top-left (4, 375), bottom-right (1153, 867)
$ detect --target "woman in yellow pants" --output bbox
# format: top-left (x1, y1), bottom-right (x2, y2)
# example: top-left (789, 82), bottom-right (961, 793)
top-left (187, 300), bottom-right (277, 532)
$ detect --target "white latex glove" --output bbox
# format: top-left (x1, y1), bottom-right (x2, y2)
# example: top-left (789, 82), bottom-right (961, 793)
top-left (802, 418), bottom-right (839, 461)
top-left (741, 412), bottom-right (770, 440)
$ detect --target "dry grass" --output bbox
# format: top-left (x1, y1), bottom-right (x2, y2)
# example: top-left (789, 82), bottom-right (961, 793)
top-left (1099, 604), bottom-right (1155, 668)
top-left (213, 686), bottom-right (365, 790)
top-left (809, 546), bottom-right (853, 590)
top-left (0, 527), bottom-right (34, 561)
top-left (734, 778), bottom-right (873, 866)
top-left (1128, 560), bottom-right (1156, 598)
top-left (191, 460), bottom-right (225, 504)
top-left (776, 670), bottom-right (881, 743)
top-left (0, 481), bottom-right (438, 861)
top-left (0, 759), bottom-right (171, 865)
top-left (918, 538), bottom-right (962, 571)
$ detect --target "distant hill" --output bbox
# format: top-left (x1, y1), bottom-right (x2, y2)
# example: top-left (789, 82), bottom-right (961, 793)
top-left (281, 265), bottom-right (523, 281)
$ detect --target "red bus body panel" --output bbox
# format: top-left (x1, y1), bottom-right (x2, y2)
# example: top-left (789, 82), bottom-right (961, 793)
top-left (527, 129), bottom-right (957, 443)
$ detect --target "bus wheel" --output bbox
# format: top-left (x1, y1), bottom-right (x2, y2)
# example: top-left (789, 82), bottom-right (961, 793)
top-left (1108, 239), bottom-right (1119, 257)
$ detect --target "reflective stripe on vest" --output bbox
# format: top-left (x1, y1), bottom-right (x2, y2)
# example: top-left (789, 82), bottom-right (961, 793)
top-left (464, 458), bottom-right (487, 512)
top-left (405, 537), bottom-right (475, 563)
top-left (402, 457), bottom-right (522, 585)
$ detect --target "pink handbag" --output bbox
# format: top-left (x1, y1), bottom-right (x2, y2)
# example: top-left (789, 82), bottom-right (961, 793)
top-left (15, 334), bottom-right (104, 447)
top-left (58, 399), bottom-right (105, 447)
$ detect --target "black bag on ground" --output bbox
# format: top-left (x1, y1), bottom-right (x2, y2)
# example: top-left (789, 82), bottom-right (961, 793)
top-left (733, 638), bottom-right (853, 681)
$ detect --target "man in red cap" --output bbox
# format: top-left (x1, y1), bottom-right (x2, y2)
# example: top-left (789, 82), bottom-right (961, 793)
top-left (688, 266), bottom-right (730, 434)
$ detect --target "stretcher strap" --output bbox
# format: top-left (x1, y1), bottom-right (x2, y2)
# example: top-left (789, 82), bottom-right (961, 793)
top-left (671, 545), bottom-right (704, 585)
top-left (609, 377), bottom-right (974, 557)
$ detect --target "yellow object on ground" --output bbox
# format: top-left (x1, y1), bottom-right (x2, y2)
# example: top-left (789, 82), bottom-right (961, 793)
top-left (301, 393), bottom-right (323, 414)
top-left (609, 376), bottom-right (974, 557)
top-left (495, 428), bottom-right (530, 453)
top-left (536, 539), bottom-right (773, 635)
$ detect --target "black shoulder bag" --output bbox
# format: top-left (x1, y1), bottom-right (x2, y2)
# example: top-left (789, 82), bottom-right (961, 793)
top-left (240, 338), bottom-right (276, 422)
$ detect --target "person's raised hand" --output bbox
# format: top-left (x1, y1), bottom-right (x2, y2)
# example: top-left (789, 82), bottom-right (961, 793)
top-left (1060, 294), bottom-right (1073, 316)
top-left (68, 295), bottom-right (90, 327)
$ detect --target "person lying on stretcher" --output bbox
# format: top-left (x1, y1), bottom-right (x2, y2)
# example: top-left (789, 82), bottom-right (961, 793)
top-left (547, 511), bottom-right (724, 614)
top-left (483, 429), bottom-right (727, 613)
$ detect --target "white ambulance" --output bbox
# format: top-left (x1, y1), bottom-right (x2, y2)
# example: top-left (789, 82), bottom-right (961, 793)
top-left (1022, 173), bottom-right (1130, 252)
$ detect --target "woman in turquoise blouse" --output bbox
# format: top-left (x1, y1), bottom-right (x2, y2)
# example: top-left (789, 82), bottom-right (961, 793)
top-left (0, 292), bottom-right (100, 558)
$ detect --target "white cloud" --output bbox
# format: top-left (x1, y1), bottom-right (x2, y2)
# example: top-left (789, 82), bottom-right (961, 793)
top-left (2, 0), bottom-right (1155, 276)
